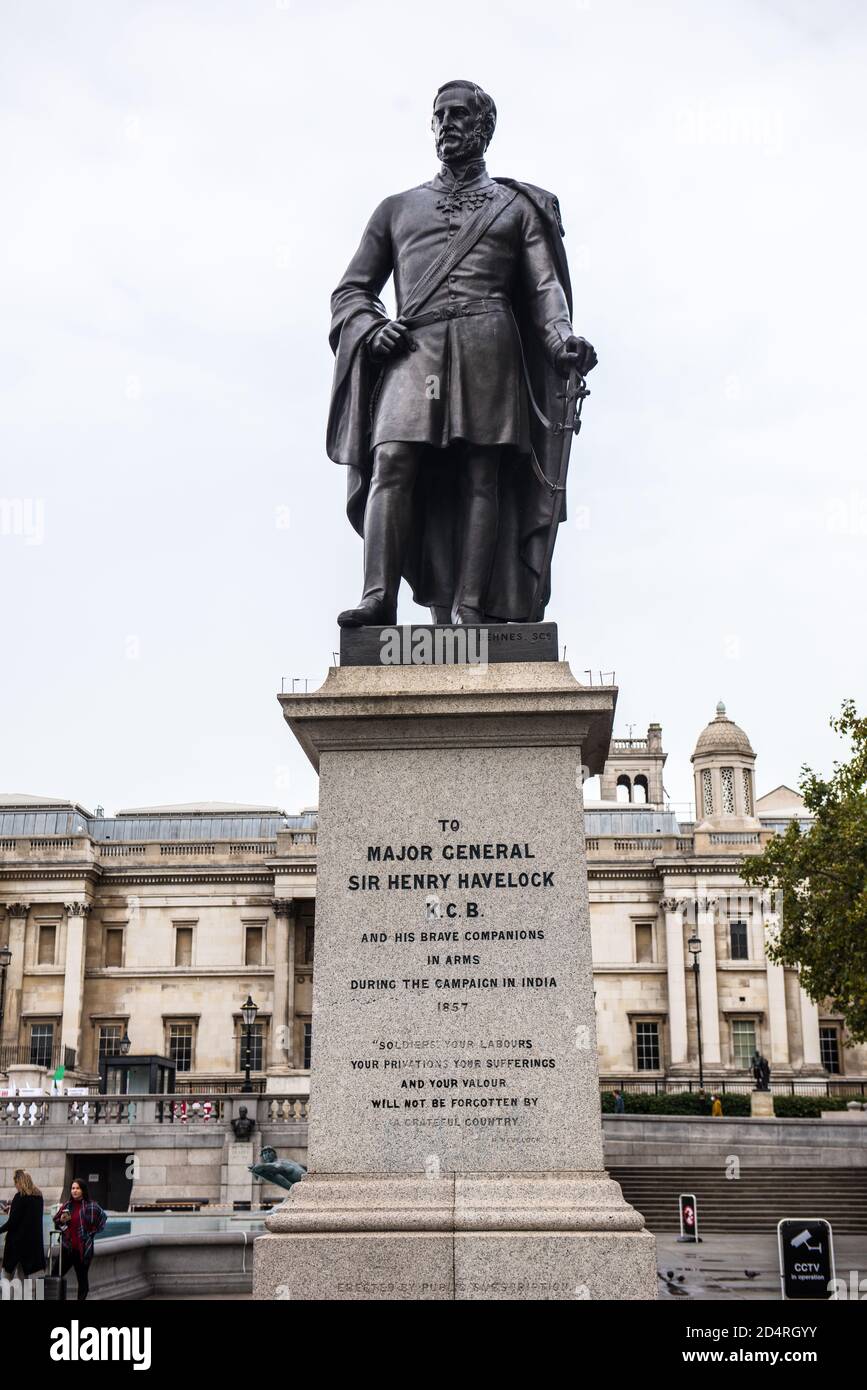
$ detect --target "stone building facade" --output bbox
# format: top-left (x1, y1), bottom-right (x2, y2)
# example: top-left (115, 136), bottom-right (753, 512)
top-left (1, 704), bottom-right (864, 1091)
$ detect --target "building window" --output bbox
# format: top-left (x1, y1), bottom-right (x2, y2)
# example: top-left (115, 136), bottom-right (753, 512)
top-left (98, 1024), bottom-right (123, 1061)
top-left (167, 1022), bottom-right (194, 1072)
top-left (702, 768), bottom-right (713, 816)
top-left (245, 926), bottom-right (264, 966)
top-left (616, 774), bottom-right (631, 804)
top-left (303, 1022), bottom-right (313, 1069)
top-left (731, 1018), bottom-right (757, 1069)
top-left (298, 901), bottom-right (315, 964)
top-left (742, 768), bottom-right (753, 816)
top-left (632, 775), bottom-right (649, 805)
top-left (174, 926), bottom-right (193, 968)
top-left (634, 923), bottom-right (654, 964)
top-left (29, 1022), bottom-right (54, 1068)
top-left (104, 929), bottom-right (124, 968)
top-left (635, 1021), bottom-right (661, 1071)
top-left (238, 1022), bottom-right (265, 1072)
top-left (729, 920), bottom-right (749, 961)
top-left (820, 1026), bottom-right (841, 1074)
top-left (37, 924), bottom-right (57, 966)
top-left (721, 767), bottom-right (735, 815)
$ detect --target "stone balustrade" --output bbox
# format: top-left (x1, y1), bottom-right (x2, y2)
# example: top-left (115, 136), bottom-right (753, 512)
top-left (0, 835), bottom-right (315, 865)
top-left (0, 1092), bottom-right (309, 1129)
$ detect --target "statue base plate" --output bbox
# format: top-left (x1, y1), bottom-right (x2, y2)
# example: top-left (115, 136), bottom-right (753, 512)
top-left (339, 621), bottom-right (558, 667)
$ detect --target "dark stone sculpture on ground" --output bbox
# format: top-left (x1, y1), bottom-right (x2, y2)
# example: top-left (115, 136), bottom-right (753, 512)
top-left (249, 1146), bottom-right (307, 1192)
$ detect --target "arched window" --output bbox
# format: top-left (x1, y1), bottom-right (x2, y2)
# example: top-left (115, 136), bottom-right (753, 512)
top-left (633, 775), bottom-right (649, 805)
top-left (616, 774), bottom-right (632, 804)
top-left (742, 768), bottom-right (753, 816)
top-left (701, 768), bottom-right (714, 816)
top-left (582, 774), bottom-right (601, 803)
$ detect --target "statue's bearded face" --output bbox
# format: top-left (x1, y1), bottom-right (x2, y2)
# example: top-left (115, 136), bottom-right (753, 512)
top-left (432, 90), bottom-right (487, 164)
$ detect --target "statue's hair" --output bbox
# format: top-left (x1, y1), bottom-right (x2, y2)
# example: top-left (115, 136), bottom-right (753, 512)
top-left (432, 80), bottom-right (497, 148)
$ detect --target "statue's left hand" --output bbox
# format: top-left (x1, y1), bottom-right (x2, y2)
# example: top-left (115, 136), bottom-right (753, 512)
top-left (555, 335), bottom-right (597, 377)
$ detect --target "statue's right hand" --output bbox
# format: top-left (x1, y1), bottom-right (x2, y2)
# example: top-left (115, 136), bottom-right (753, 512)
top-left (368, 319), bottom-right (416, 360)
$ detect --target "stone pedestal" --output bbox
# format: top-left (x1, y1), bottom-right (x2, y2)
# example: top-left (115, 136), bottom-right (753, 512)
top-left (221, 1140), bottom-right (255, 1207)
top-left (253, 660), bottom-right (656, 1300)
top-left (750, 1090), bottom-right (775, 1117)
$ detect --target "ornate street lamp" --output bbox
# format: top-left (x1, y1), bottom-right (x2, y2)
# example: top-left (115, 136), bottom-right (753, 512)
top-left (240, 995), bottom-right (259, 1094)
top-left (687, 931), bottom-right (704, 1091)
top-left (119, 1030), bottom-right (132, 1057)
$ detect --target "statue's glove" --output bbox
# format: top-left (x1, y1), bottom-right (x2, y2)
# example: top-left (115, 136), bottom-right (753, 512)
top-left (555, 335), bottom-right (597, 378)
top-left (368, 318), bottom-right (416, 361)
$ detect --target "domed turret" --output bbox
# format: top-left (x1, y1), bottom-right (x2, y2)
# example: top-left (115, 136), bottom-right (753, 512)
top-left (691, 702), bottom-right (758, 827)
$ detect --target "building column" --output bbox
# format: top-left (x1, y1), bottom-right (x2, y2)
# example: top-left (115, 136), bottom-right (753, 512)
top-left (661, 898), bottom-right (687, 1066)
top-left (799, 985), bottom-right (822, 1068)
top-left (764, 916), bottom-right (790, 1065)
top-left (1, 904), bottom-right (29, 1049)
top-left (270, 899), bottom-right (295, 1070)
top-left (696, 898), bottom-right (721, 1065)
top-left (60, 902), bottom-right (90, 1063)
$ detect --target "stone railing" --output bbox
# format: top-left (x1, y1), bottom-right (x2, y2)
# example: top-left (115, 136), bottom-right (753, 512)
top-left (0, 1092), bottom-right (309, 1129)
top-left (0, 837), bottom-right (309, 865)
top-left (585, 835), bottom-right (695, 858)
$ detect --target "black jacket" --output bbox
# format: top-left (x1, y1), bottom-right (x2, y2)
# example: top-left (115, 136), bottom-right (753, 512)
top-left (0, 1191), bottom-right (46, 1275)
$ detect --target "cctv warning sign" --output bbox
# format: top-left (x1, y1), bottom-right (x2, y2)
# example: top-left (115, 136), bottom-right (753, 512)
top-left (777, 1218), bottom-right (835, 1300)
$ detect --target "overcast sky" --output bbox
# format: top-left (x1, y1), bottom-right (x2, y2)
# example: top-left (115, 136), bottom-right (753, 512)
top-left (1, 0), bottom-right (865, 818)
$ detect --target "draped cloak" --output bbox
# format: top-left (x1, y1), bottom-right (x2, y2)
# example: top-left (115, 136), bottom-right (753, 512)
top-left (326, 166), bottom-right (575, 623)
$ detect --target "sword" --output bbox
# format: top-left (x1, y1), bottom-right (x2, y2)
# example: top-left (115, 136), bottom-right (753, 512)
top-left (528, 365), bottom-right (589, 623)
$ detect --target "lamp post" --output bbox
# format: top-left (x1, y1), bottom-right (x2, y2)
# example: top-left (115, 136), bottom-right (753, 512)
top-left (0, 945), bottom-right (12, 1065)
top-left (240, 995), bottom-right (259, 1093)
top-left (687, 931), bottom-right (704, 1091)
top-left (119, 1030), bottom-right (132, 1056)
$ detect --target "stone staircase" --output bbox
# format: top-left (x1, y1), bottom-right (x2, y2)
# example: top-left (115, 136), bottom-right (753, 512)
top-left (610, 1166), bottom-right (867, 1235)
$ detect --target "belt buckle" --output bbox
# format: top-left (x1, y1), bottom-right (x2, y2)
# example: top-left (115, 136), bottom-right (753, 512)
top-left (444, 304), bottom-right (460, 320)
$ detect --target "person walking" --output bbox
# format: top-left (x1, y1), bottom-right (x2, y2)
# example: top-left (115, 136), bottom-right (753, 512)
top-left (711, 1094), bottom-right (723, 1117)
top-left (0, 1170), bottom-right (46, 1280)
top-left (613, 1090), bottom-right (625, 1114)
top-left (52, 1178), bottom-right (107, 1301)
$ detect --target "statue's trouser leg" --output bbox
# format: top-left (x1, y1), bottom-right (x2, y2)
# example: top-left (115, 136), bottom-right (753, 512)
top-left (451, 445), bottom-right (500, 623)
top-left (360, 442), bottom-right (421, 616)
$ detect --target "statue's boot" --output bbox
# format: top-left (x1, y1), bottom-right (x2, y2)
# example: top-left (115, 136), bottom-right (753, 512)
top-left (452, 605), bottom-right (485, 625)
top-left (450, 448), bottom-right (498, 627)
top-left (430, 606), bottom-right (452, 625)
top-left (337, 598), bottom-right (397, 628)
top-left (338, 444), bottom-right (416, 628)
top-left (450, 519), bottom-right (495, 627)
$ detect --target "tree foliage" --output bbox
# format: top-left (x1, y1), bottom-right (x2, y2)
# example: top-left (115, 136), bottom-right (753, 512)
top-left (741, 700), bottom-right (867, 1042)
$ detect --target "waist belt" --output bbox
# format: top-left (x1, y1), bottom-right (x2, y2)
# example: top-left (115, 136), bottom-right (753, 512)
top-left (401, 298), bottom-right (510, 330)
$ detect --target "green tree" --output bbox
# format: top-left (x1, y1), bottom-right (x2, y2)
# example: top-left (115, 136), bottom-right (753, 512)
top-left (741, 700), bottom-right (867, 1042)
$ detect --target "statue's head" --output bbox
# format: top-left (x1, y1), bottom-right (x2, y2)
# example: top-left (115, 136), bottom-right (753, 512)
top-left (431, 80), bottom-right (497, 164)
top-left (260, 1145), bottom-right (277, 1163)
top-left (237, 1105), bottom-right (248, 1118)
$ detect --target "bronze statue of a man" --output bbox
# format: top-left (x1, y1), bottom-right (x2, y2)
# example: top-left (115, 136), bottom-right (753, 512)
top-left (328, 80), bottom-right (597, 628)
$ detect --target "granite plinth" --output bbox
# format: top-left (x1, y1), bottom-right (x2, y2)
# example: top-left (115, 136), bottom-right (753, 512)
top-left (255, 660), bottom-right (656, 1299)
top-left (339, 622), bottom-right (558, 667)
top-left (750, 1091), bottom-right (775, 1117)
top-left (253, 1172), bottom-right (657, 1300)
